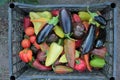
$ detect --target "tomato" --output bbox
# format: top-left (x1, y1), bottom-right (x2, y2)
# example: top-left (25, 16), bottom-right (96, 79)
top-left (19, 49), bottom-right (33, 63)
top-left (51, 10), bottom-right (59, 16)
top-left (21, 39), bottom-right (31, 48)
top-left (74, 58), bottom-right (86, 72)
top-left (33, 41), bottom-right (40, 50)
top-left (30, 35), bottom-right (36, 43)
top-left (25, 27), bottom-right (34, 36)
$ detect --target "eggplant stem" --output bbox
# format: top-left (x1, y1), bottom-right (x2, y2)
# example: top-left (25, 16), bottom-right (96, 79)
top-left (65, 33), bottom-right (76, 41)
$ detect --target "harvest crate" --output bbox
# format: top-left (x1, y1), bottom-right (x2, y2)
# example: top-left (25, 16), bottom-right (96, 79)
top-left (8, 2), bottom-right (117, 80)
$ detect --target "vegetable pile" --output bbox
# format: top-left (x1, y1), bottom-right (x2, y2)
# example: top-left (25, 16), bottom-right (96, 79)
top-left (19, 8), bottom-right (108, 73)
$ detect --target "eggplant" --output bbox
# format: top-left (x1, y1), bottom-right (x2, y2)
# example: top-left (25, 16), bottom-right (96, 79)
top-left (36, 24), bottom-right (54, 44)
top-left (95, 28), bottom-right (106, 48)
top-left (80, 24), bottom-right (96, 55)
top-left (60, 8), bottom-right (72, 34)
top-left (46, 33), bottom-right (58, 43)
top-left (73, 23), bottom-right (85, 39)
top-left (36, 16), bottom-right (59, 44)
top-left (94, 15), bottom-right (107, 26)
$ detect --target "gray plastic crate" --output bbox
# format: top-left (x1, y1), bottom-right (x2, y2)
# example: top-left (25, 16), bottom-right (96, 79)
top-left (8, 2), bottom-right (117, 80)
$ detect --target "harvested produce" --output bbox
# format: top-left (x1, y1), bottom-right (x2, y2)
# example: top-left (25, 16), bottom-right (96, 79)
top-left (74, 58), bottom-right (86, 72)
top-left (25, 27), bottom-right (34, 36)
top-left (72, 14), bottom-right (85, 39)
top-left (30, 35), bottom-right (36, 43)
top-left (91, 47), bottom-right (107, 58)
top-left (81, 24), bottom-right (96, 55)
top-left (19, 49), bottom-right (33, 63)
top-left (46, 33), bottom-right (58, 43)
top-left (21, 39), bottom-right (31, 48)
top-left (64, 39), bottom-right (75, 68)
top-left (84, 53), bottom-right (92, 72)
top-left (36, 16), bottom-right (59, 44)
top-left (23, 16), bottom-right (33, 30)
top-left (90, 55), bottom-right (106, 68)
top-left (95, 28), bottom-right (106, 48)
top-left (19, 8), bottom-right (108, 74)
top-left (53, 25), bottom-right (65, 38)
top-left (45, 42), bottom-right (63, 66)
top-left (32, 59), bottom-right (52, 71)
top-left (51, 10), bottom-right (60, 16)
top-left (60, 8), bottom-right (72, 38)
top-left (37, 50), bottom-right (46, 62)
top-left (59, 50), bottom-right (80, 63)
top-left (53, 65), bottom-right (73, 74)
top-left (78, 12), bottom-right (91, 21)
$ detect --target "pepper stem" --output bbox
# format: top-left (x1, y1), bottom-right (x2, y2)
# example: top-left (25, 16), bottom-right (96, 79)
top-left (28, 57), bottom-right (35, 67)
top-left (58, 39), bottom-right (63, 45)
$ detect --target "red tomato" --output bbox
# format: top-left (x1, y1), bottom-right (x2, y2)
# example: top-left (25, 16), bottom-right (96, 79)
top-left (51, 10), bottom-right (60, 16)
top-left (30, 35), bottom-right (36, 43)
top-left (74, 58), bottom-right (86, 72)
top-left (72, 14), bottom-right (81, 23)
top-left (21, 39), bottom-right (31, 48)
top-left (33, 41), bottom-right (40, 50)
top-left (25, 27), bottom-right (34, 36)
top-left (19, 49), bottom-right (33, 63)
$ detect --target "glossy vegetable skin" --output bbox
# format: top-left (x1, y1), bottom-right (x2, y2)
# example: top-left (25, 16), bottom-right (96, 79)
top-left (94, 15), bottom-right (107, 26)
top-left (81, 24), bottom-right (96, 54)
top-left (60, 8), bottom-right (72, 34)
top-left (72, 14), bottom-right (85, 39)
top-left (53, 65), bottom-right (73, 74)
top-left (64, 39), bottom-right (75, 68)
top-left (95, 28), bottom-right (106, 48)
top-left (32, 59), bottom-right (52, 71)
top-left (36, 24), bottom-right (54, 44)
top-left (45, 42), bottom-right (63, 66)
top-left (36, 16), bottom-right (59, 44)
top-left (74, 58), bottom-right (86, 72)
top-left (19, 49), bottom-right (33, 63)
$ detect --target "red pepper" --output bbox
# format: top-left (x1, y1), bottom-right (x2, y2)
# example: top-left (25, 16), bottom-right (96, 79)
top-left (32, 59), bottom-right (52, 71)
top-left (75, 39), bottom-right (82, 48)
top-left (84, 53), bottom-right (92, 72)
top-left (74, 58), bottom-right (86, 72)
top-left (64, 39), bottom-right (75, 68)
top-left (72, 14), bottom-right (81, 23)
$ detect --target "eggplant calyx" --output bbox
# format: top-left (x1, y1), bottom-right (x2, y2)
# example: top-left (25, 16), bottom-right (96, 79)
top-left (65, 33), bottom-right (76, 41)
top-left (87, 6), bottom-right (100, 27)
top-left (28, 57), bottom-right (35, 67)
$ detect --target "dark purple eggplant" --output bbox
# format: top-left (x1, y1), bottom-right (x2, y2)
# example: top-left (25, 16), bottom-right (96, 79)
top-left (73, 22), bottom-right (85, 39)
top-left (80, 24), bottom-right (96, 55)
top-left (46, 33), bottom-right (58, 43)
top-left (94, 15), bottom-right (107, 26)
top-left (60, 8), bottom-right (72, 35)
top-left (95, 28), bottom-right (106, 48)
top-left (72, 14), bottom-right (85, 39)
top-left (36, 16), bottom-right (59, 44)
top-left (36, 24), bottom-right (54, 44)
